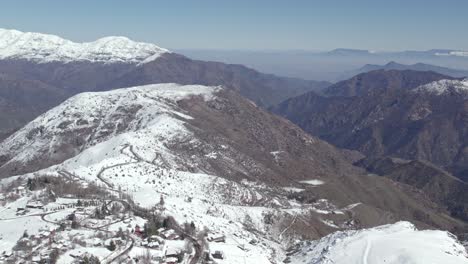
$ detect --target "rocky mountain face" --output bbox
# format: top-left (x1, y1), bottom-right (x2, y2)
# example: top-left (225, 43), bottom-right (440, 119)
top-left (0, 74), bottom-right (69, 141)
top-left (0, 84), bottom-right (465, 262)
top-left (272, 70), bottom-right (468, 181)
top-left (0, 29), bottom-right (329, 140)
top-left (272, 70), bottom-right (468, 227)
top-left (357, 157), bottom-right (468, 221)
top-left (323, 69), bottom-right (454, 97)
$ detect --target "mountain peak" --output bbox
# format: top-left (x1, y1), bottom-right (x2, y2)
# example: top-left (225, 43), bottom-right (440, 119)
top-left (0, 28), bottom-right (170, 64)
top-left (385, 61), bottom-right (404, 67)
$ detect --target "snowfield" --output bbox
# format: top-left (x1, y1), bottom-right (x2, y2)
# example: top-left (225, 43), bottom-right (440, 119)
top-left (0, 28), bottom-right (169, 63)
top-left (288, 221), bottom-right (468, 264)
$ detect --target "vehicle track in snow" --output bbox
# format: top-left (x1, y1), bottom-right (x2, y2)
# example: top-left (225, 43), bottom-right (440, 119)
top-left (363, 237), bottom-right (371, 264)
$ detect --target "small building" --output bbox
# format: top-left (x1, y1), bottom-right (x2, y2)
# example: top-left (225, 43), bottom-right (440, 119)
top-left (51, 243), bottom-right (64, 250)
top-left (161, 229), bottom-right (179, 240)
top-left (134, 225), bottom-right (144, 237)
top-left (207, 233), bottom-right (226, 243)
top-left (165, 248), bottom-right (181, 259)
top-left (91, 238), bottom-right (102, 247)
top-left (148, 241), bottom-right (159, 248)
top-left (39, 231), bottom-right (51, 238)
top-left (26, 201), bottom-right (44, 209)
top-left (165, 256), bottom-right (178, 264)
top-left (149, 235), bottom-right (164, 243)
top-left (2, 251), bottom-right (12, 258)
top-left (212, 251), bottom-right (224, 260)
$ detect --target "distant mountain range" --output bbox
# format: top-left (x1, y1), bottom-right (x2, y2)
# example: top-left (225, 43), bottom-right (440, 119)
top-left (328, 48), bottom-right (468, 58)
top-left (338, 61), bottom-right (468, 80)
top-left (178, 49), bottom-right (468, 81)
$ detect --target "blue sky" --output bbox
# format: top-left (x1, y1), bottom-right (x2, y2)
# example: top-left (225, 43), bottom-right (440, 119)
top-left (1, 0), bottom-right (467, 51)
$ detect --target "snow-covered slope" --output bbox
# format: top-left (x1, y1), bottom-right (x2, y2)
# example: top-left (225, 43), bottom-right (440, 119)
top-left (0, 28), bottom-right (169, 63)
top-left (288, 221), bottom-right (468, 264)
top-left (0, 83), bottom-right (218, 169)
top-left (0, 83), bottom-right (301, 262)
top-left (414, 79), bottom-right (468, 96)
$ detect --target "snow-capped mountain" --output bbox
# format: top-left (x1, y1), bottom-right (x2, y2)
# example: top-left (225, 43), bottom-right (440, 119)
top-left (414, 78), bottom-right (468, 97)
top-left (0, 83), bottom-right (466, 263)
top-left (288, 221), bottom-right (468, 264)
top-left (0, 28), bottom-right (169, 64)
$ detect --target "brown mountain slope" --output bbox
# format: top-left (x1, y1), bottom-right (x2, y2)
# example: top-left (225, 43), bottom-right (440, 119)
top-left (0, 74), bottom-right (69, 140)
top-left (0, 55), bottom-right (329, 108)
top-left (272, 70), bottom-right (468, 181)
top-left (324, 69), bottom-right (455, 97)
top-left (357, 157), bottom-right (468, 221)
top-left (107, 53), bottom-right (330, 108)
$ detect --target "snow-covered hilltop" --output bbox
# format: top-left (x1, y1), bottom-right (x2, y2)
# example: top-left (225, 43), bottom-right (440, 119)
top-left (288, 221), bottom-right (468, 264)
top-left (414, 79), bottom-right (468, 96)
top-left (0, 28), bottom-right (169, 63)
top-left (0, 83), bottom-right (219, 171)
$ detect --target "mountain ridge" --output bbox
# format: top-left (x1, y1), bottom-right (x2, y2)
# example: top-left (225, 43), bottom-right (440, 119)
top-left (352, 61), bottom-right (468, 79)
top-left (0, 28), bottom-right (170, 64)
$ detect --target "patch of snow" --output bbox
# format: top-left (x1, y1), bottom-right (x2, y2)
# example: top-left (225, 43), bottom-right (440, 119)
top-left (299, 179), bottom-right (325, 186)
top-left (270, 151), bottom-right (284, 163)
top-left (320, 219), bottom-right (339, 229)
top-left (282, 187), bottom-right (304, 193)
top-left (413, 79), bottom-right (468, 96)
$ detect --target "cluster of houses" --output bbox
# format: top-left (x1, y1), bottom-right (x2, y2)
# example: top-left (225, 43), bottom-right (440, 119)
top-left (133, 225), bottom-right (229, 264)
top-left (133, 225), bottom-right (185, 263)
top-left (3, 227), bottom-right (71, 263)
top-left (15, 200), bottom-right (45, 216)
